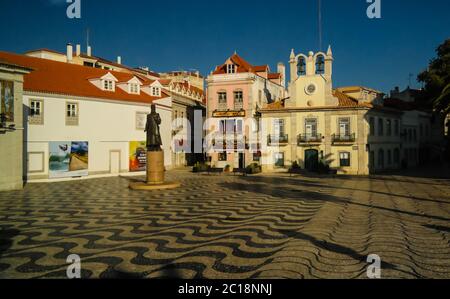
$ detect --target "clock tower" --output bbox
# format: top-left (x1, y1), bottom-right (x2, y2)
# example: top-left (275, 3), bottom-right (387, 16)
top-left (287, 46), bottom-right (338, 108)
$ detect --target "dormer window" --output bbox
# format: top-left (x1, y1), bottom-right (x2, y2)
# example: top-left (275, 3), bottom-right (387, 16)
top-left (104, 80), bottom-right (114, 91)
top-left (130, 83), bottom-right (139, 94)
top-left (152, 87), bottom-right (161, 97)
top-left (227, 64), bottom-right (236, 74)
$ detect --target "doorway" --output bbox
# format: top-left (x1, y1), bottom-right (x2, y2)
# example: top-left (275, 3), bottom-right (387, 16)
top-left (304, 149), bottom-right (319, 172)
top-left (110, 151), bottom-right (121, 175)
top-left (239, 153), bottom-right (245, 169)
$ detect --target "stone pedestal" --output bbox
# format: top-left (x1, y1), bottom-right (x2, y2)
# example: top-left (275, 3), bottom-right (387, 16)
top-left (129, 150), bottom-right (180, 191)
top-left (147, 151), bottom-right (165, 184)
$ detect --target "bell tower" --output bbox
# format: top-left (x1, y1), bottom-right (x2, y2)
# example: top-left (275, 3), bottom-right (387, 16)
top-left (288, 45), bottom-right (337, 108)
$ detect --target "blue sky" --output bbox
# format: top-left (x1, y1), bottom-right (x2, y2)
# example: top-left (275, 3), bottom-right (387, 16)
top-left (0, 0), bottom-right (449, 93)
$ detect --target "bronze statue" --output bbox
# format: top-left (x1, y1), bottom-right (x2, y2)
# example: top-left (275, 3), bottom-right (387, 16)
top-left (145, 104), bottom-right (162, 151)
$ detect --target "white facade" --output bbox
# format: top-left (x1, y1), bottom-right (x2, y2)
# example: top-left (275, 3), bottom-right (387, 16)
top-left (23, 92), bottom-right (173, 180)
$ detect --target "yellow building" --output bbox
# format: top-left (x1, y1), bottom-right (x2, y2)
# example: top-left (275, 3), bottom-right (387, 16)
top-left (260, 47), bottom-right (409, 175)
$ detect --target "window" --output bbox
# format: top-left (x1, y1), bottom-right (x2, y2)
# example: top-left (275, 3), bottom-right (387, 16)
top-left (369, 117), bottom-right (375, 136)
top-left (394, 148), bottom-right (400, 164)
top-left (315, 55), bottom-right (325, 75)
top-left (234, 91), bottom-right (243, 110)
top-left (338, 118), bottom-right (350, 137)
top-left (305, 118), bottom-right (318, 137)
top-left (130, 83), bottom-right (139, 94)
top-left (274, 119), bottom-right (285, 136)
top-left (378, 149), bottom-right (385, 168)
top-left (420, 124), bottom-right (424, 137)
top-left (297, 57), bottom-right (306, 76)
top-left (378, 118), bottom-right (384, 136)
top-left (29, 99), bottom-right (44, 125)
top-left (152, 87), bottom-right (160, 96)
top-left (394, 120), bottom-right (399, 136)
top-left (136, 112), bottom-right (147, 130)
top-left (227, 64), bottom-right (236, 74)
top-left (67, 103), bottom-right (77, 118)
top-left (218, 152), bottom-right (227, 161)
top-left (66, 102), bottom-right (79, 126)
top-left (274, 152), bottom-right (285, 167)
top-left (339, 152), bottom-right (351, 167)
top-left (386, 119), bottom-right (392, 136)
top-left (387, 149), bottom-right (392, 165)
top-left (104, 80), bottom-right (114, 91)
top-left (218, 92), bottom-right (227, 110)
top-left (0, 80), bottom-right (14, 122)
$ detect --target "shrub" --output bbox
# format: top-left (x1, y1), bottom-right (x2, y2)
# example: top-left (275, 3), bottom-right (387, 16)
top-left (318, 160), bottom-right (330, 174)
top-left (290, 161), bottom-right (301, 170)
top-left (246, 163), bottom-right (262, 174)
top-left (193, 162), bottom-right (209, 173)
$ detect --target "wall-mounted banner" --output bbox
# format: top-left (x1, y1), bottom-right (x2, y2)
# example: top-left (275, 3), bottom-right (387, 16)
top-left (129, 141), bottom-right (147, 172)
top-left (49, 142), bottom-right (89, 178)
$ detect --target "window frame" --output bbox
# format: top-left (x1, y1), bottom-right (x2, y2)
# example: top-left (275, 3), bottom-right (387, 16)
top-left (65, 102), bottom-right (79, 126)
top-left (29, 99), bottom-right (44, 125)
top-left (339, 152), bottom-right (351, 167)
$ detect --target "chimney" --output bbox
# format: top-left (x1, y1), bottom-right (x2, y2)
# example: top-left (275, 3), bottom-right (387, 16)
top-left (66, 43), bottom-right (73, 62)
top-left (277, 62), bottom-right (286, 88)
top-left (87, 46), bottom-right (92, 57)
top-left (117, 56), bottom-right (122, 65)
top-left (75, 44), bottom-right (81, 56)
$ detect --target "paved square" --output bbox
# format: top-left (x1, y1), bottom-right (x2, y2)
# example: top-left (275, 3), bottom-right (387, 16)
top-left (0, 169), bottom-right (449, 279)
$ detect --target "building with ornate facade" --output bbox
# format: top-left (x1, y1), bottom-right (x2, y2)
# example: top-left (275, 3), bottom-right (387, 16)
top-left (205, 53), bottom-right (287, 169)
top-left (259, 47), bottom-right (443, 175)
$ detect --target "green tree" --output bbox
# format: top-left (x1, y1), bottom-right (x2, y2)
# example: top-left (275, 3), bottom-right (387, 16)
top-left (418, 39), bottom-right (450, 115)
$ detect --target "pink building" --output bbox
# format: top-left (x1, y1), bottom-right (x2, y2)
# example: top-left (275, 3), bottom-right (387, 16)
top-left (205, 53), bottom-right (287, 169)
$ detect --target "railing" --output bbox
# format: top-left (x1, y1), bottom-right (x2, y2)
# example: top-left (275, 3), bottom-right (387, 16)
top-left (267, 134), bottom-right (289, 146)
top-left (298, 134), bottom-right (323, 144)
top-left (332, 133), bottom-right (356, 143)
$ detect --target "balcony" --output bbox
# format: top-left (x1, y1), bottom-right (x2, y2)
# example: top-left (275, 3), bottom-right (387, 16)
top-left (212, 133), bottom-right (246, 151)
top-left (298, 134), bottom-right (323, 145)
top-left (267, 134), bottom-right (289, 146)
top-left (332, 133), bottom-right (356, 144)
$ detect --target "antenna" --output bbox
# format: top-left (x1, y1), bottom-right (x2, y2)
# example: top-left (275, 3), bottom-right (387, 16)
top-left (408, 73), bottom-right (414, 87)
top-left (86, 28), bottom-right (90, 49)
top-left (318, 0), bottom-right (323, 51)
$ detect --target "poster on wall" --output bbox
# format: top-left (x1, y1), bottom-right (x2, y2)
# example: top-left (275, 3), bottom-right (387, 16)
top-left (49, 142), bottom-right (89, 178)
top-left (0, 80), bottom-right (14, 122)
top-left (129, 141), bottom-right (147, 172)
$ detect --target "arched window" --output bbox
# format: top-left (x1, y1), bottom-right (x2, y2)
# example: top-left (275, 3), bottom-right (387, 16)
top-left (315, 54), bottom-right (325, 75)
top-left (297, 57), bottom-right (306, 76)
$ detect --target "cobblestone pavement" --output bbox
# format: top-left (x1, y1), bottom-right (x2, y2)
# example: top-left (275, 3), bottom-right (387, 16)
top-left (0, 169), bottom-right (449, 279)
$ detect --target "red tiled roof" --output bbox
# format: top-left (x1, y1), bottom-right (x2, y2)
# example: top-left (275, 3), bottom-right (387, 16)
top-left (171, 80), bottom-right (206, 104)
top-left (212, 53), bottom-right (269, 75)
top-left (0, 51), bottom-right (168, 105)
top-left (268, 73), bottom-right (281, 79)
top-left (333, 90), bottom-right (362, 107)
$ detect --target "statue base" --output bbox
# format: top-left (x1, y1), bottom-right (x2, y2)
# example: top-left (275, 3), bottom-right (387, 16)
top-left (129, 150), bottom-right (180, 191)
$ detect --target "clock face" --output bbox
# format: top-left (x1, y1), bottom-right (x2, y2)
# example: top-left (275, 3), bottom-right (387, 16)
top-left (306, 83), bottom-right (316, 95)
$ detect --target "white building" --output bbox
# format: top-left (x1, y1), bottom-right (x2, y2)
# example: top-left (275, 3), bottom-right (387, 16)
top-left (0, 50), bottom-right (174, 181)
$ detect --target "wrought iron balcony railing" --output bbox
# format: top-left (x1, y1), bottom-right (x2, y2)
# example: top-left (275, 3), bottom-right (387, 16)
top-left (298, 133), bottom-right (323, 144)
top-left (268, 134), bottom-right (289, 146)
top-left (332, 133), bottom-right (356, 143)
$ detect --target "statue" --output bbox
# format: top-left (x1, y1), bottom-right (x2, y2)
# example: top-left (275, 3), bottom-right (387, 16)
top-left (145, 104), bottom-right (162, 151)
top-left (129, 103), bottom-right (180, 190)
